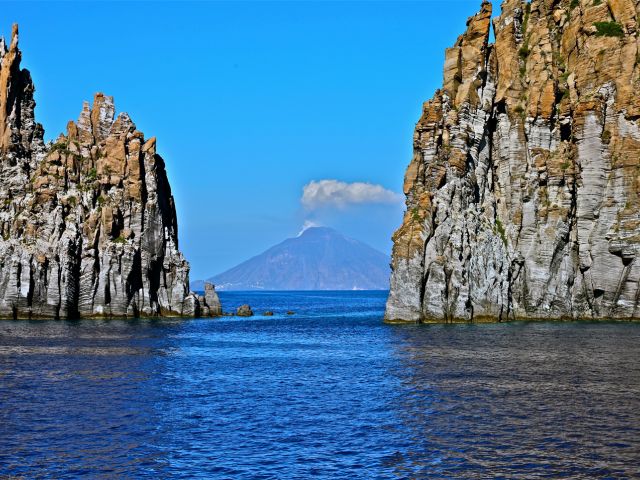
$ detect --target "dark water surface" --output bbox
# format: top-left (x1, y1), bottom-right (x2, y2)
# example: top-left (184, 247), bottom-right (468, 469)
top-left (1, 291), bottom-right (640, 478)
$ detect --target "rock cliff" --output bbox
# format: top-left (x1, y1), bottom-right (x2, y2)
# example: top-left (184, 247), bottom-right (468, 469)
top-left (0, 24), bottom-right (214, 318)
top-left (387, 0), bottom-right (640, 322)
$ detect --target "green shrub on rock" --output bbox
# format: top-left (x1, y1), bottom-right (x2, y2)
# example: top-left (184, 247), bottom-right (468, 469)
top-left (594, 22), bottom-right (624, 37)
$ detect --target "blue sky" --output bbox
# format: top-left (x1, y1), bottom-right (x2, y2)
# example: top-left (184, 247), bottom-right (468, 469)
top-left (6, 1), bottom-right (488, 280)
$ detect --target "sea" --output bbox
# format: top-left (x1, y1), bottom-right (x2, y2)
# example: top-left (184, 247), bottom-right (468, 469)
top-left (1, 290), bottom-right (639, 478)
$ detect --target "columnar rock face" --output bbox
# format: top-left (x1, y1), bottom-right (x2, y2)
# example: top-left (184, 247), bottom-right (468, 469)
top-left (0, 25), bottom-right (207, 318)
top-left (387, 0), bottom-right (640, 322)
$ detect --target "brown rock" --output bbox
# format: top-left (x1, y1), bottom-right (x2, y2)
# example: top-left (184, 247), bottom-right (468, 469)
top-left (237, 305), bottom-right (254, 317)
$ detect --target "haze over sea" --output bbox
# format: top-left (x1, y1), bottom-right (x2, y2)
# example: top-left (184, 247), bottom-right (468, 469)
top-left (1, 291), bottom-right (639, 478)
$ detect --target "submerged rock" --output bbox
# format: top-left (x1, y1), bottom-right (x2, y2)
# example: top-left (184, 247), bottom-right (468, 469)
top-left (237, 305), bottom-right (254, 317)
top-left (264, 311), bottom-right (274, 316)
top-left (387, 1), bottom-right (640, 323)
top-left (0, 24), bottom-right (206, 319)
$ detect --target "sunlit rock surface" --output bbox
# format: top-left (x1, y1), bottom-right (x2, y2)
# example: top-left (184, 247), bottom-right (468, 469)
top-left (387, 0), bottom-right (640, 322)
top-left (0, 25), bottom-right (207, 318)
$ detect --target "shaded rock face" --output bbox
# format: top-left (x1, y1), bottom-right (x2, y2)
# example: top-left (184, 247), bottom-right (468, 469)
top-left (387, 0), bottom-right (640, 322)
top-left (0, 25), bottom-right (205, 318)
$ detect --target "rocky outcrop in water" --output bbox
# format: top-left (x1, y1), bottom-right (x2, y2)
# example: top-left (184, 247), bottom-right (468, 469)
top-left (387, 0), bottom-right (640, 322)
top-left (201, 282), bottom-right (222, 317)
top-left (0, 24), bottom-right (210, 318)
top-left (237, 305), bottom-right (254, 317)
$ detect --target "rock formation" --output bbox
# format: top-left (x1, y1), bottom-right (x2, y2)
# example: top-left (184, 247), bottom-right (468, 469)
top-left (387, 0), bottom-right (640, 322)
top-left (200, 282), bottom-right (222, 317)
top-left (236, 305), bottom-right (254, 317)
top-left (0, 24), bottom-right (212, 318)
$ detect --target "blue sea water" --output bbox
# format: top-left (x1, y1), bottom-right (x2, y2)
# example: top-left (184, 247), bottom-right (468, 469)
top-left (1, 290), bottom-right (640, 478)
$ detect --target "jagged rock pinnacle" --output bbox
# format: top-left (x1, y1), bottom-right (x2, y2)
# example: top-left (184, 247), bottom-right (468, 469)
top-left (0, 24), bottom-right (210, 318)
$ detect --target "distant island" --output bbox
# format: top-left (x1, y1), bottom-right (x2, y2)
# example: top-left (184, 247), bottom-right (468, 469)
top-left (193, 226), bottom-right (390, 291)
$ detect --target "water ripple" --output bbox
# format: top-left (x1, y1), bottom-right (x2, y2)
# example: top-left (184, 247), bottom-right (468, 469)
top-left (0, 292), bottom-right (639, 478)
